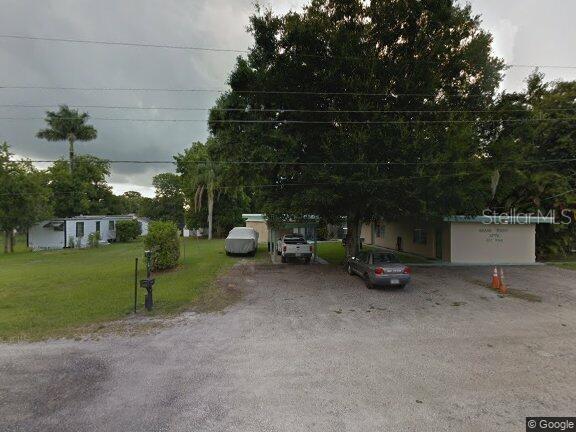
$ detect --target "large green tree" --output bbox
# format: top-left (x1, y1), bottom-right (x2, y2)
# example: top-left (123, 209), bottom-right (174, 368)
top-left (0, 143), bottom-right (51, 253)
top-left (209, 0), bottom-right (504, 256)
top-left (48, 155), bottom-right (115, 217)
top-left (37, 105), bottom-right (97, 171)
top-left (141, 173), bottom-right (185, 227)
top-left (176, 141), bottom-right (223, 240)
top-left (121, 191), bottom-right (145, 214)
top-left (176, 139), bottom-right (248, 239)
top-left (487, 72), bottom-right (576, 256)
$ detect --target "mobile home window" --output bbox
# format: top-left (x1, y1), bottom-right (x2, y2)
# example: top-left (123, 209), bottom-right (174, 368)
top-left (95, 221), bottom-right (101, 232)
top-left (109, 220), bottom-right (115, 231)
top-left (76, 222), bottom-right (85, 238)
top-left (413, 229), bottom-right (427, 245)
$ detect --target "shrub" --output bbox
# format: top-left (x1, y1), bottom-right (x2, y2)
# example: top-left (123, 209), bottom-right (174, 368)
top-left (68, 236), bottom-right (75, 248)
top-left (144, 221), bottom-right (180, 271)
top-left (116, 220), bottom-right (141, 242)
top-left (88, 231), bottom-right (100, 248)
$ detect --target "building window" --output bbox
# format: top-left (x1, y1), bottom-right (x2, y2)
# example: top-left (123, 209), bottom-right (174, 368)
top-left (96, 221), bottom-right (100, 232)
top-left (76, 222), bottom-right (84, 238)
top-left (375, 222), bottom-right (385, 238)
top-left (413, 229), bottom-right (427, 245)
top-left (109, 220), bottom-right (115, 231)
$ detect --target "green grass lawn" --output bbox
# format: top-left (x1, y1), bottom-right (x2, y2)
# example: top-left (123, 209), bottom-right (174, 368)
top-left (551, 260), bottom-right (576, 271)
top-left (541, 253), bottom-right (576, 271)
top-left (0, 239), bottom-right (267, 341)
top-left (316, 240), bottom-right (431, 265)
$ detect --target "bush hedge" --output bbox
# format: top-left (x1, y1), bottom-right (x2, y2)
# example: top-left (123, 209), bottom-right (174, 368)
top-left (116, 220), bottom-right (142, 242)
top-left (88, 231), bottom-right (100, 248)
top-left (144, 221), bottom-right (180, 271)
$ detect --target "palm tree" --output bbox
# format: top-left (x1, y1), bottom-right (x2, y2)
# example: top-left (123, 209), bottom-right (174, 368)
top-left (176, 141), bottom-right (224, 240)
top-left (191, 159), bottom-right (219, 240)
top-left (37, 105), bottom-right (97, 171)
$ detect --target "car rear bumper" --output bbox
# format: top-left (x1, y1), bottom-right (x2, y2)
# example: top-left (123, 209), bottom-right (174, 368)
top-left (283, 252), bottom-right (313, 258)
top-left (371, 274), bottom-right (411, 286)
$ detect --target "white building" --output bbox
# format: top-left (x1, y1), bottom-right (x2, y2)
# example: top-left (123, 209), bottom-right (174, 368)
top-left (361, 215), bottom-right (554, 265)
top-left (28, 215), bottom-right (149, 250)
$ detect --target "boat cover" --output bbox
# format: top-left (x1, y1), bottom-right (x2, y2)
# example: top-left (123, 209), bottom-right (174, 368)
top-left (225, 227), bottom-right (259, 254)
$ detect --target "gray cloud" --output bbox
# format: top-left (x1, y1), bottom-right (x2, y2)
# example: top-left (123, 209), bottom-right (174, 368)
top-left (1, 0), bottom-right (575, 196)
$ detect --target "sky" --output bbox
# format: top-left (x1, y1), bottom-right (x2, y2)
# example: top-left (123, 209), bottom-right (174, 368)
top-left (1, 0), bottom-right (575, 197)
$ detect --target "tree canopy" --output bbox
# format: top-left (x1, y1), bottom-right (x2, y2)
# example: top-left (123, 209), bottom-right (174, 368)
top-left (209, 0), bottom-right (504, 255)
top-left (37, 105), bottom-right (97, 170)
top-left (48, 155), bottom-right (118, 217)
top-left (176, 140), bottom-right (248, 238)
top-left (0, 143), bottom-right (51, 252)
top-left (140, 173), bottom-right (185, 228)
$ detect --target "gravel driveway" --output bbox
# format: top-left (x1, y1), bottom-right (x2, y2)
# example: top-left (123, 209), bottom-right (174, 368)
top-left (1, 263), bottom-right (575, 432)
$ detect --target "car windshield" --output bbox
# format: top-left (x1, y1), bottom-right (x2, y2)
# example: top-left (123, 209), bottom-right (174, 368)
top-left (372, 253), bottom-right (399, 264)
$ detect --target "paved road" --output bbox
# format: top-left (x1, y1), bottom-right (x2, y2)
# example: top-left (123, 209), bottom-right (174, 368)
top-left (1, 263), bottom-right (575, 432)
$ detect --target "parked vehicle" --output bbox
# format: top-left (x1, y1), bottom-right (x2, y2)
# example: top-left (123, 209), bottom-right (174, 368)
top-left (346, 251), bottom-right (411, 289)
top-left (225, 227), bottom-right (259, 256)
top-left (278, 234), bottom-right (313, 264)
top-left (276, 233), bottom-right (305, 255)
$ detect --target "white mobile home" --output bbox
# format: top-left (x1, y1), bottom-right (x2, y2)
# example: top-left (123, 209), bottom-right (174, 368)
top-left (28, 215), bottom-right (149, 250)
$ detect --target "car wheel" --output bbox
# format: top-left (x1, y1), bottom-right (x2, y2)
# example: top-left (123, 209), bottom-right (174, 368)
top-left (364, 274), bottom-right (374, 289)
top-left (347, 264), bottom-right (354, 275)
top-left (225, 251), bottom-right (231, 256)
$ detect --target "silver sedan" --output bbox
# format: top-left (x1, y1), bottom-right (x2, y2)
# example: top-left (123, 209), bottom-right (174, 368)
top-left (346, 251), bottom-right (411, 289)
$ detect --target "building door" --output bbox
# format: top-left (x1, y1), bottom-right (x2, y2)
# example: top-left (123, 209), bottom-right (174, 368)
top-left (435, 229), bottom-right (443, 260)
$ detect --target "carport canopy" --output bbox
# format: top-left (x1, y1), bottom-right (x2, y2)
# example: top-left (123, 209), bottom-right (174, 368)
top-left (267, 217), bottom-right (319, 260)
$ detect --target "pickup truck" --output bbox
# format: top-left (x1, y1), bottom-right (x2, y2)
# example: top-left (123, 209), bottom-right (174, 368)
top-left (278, 234), bottom-right (313, 264)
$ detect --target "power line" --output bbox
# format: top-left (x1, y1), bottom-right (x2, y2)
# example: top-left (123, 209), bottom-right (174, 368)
top-left (0, 34), bottom-right (247, 53)
top-left (2, 34), bottom-right (576, 70)
top-left (7, 157), bottom-right (576, 167)
top-left (0, 103), bottom-right (574, 115)
top-left (543, 188), bottom-right (576, 201)
top-left (0, 85), bottom-right (537, 98)
top-left (2, 116), bottom-right (576, 124)
top-left (0, 171), bottom-right (487, 196)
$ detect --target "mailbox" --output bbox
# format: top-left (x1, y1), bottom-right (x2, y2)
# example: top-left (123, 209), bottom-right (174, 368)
top-left (139, 279), bottom-right (155, 289)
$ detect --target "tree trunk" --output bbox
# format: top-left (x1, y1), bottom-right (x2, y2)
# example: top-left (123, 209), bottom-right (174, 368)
top-left (69, 138), bottom-right (75, 172)
top-left (9, 230), bottom-right (15, 253)
top-left (4, 230), bottom-right (12, 254)
top-left (345, 213), bottom-right (361, 258)
top-left (207, 186), bottom-right (214, 240)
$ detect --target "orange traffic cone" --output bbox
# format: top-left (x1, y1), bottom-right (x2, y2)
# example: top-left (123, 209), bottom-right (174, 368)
top-left (491, 266), bottom-right (500, 290)
top-left (499, 268), bottom-right (508, 294)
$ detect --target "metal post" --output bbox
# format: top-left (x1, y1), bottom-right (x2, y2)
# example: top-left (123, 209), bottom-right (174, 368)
top-left (134, 257), bottom-right (138, 313)
top-left (314, 226), bottom-right (318, 263)
top-left (183, 234), bottom-right (186, 264)
top-left (144, 250), bottom-right (153, 311)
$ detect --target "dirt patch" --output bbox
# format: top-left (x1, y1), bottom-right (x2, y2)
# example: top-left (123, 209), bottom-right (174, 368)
top-left (467, 278), bottom-right (542, 303)
top-left (506, 289), bottom-right (542, 303)
top-left (0, 352), bottom-right (109, 428)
